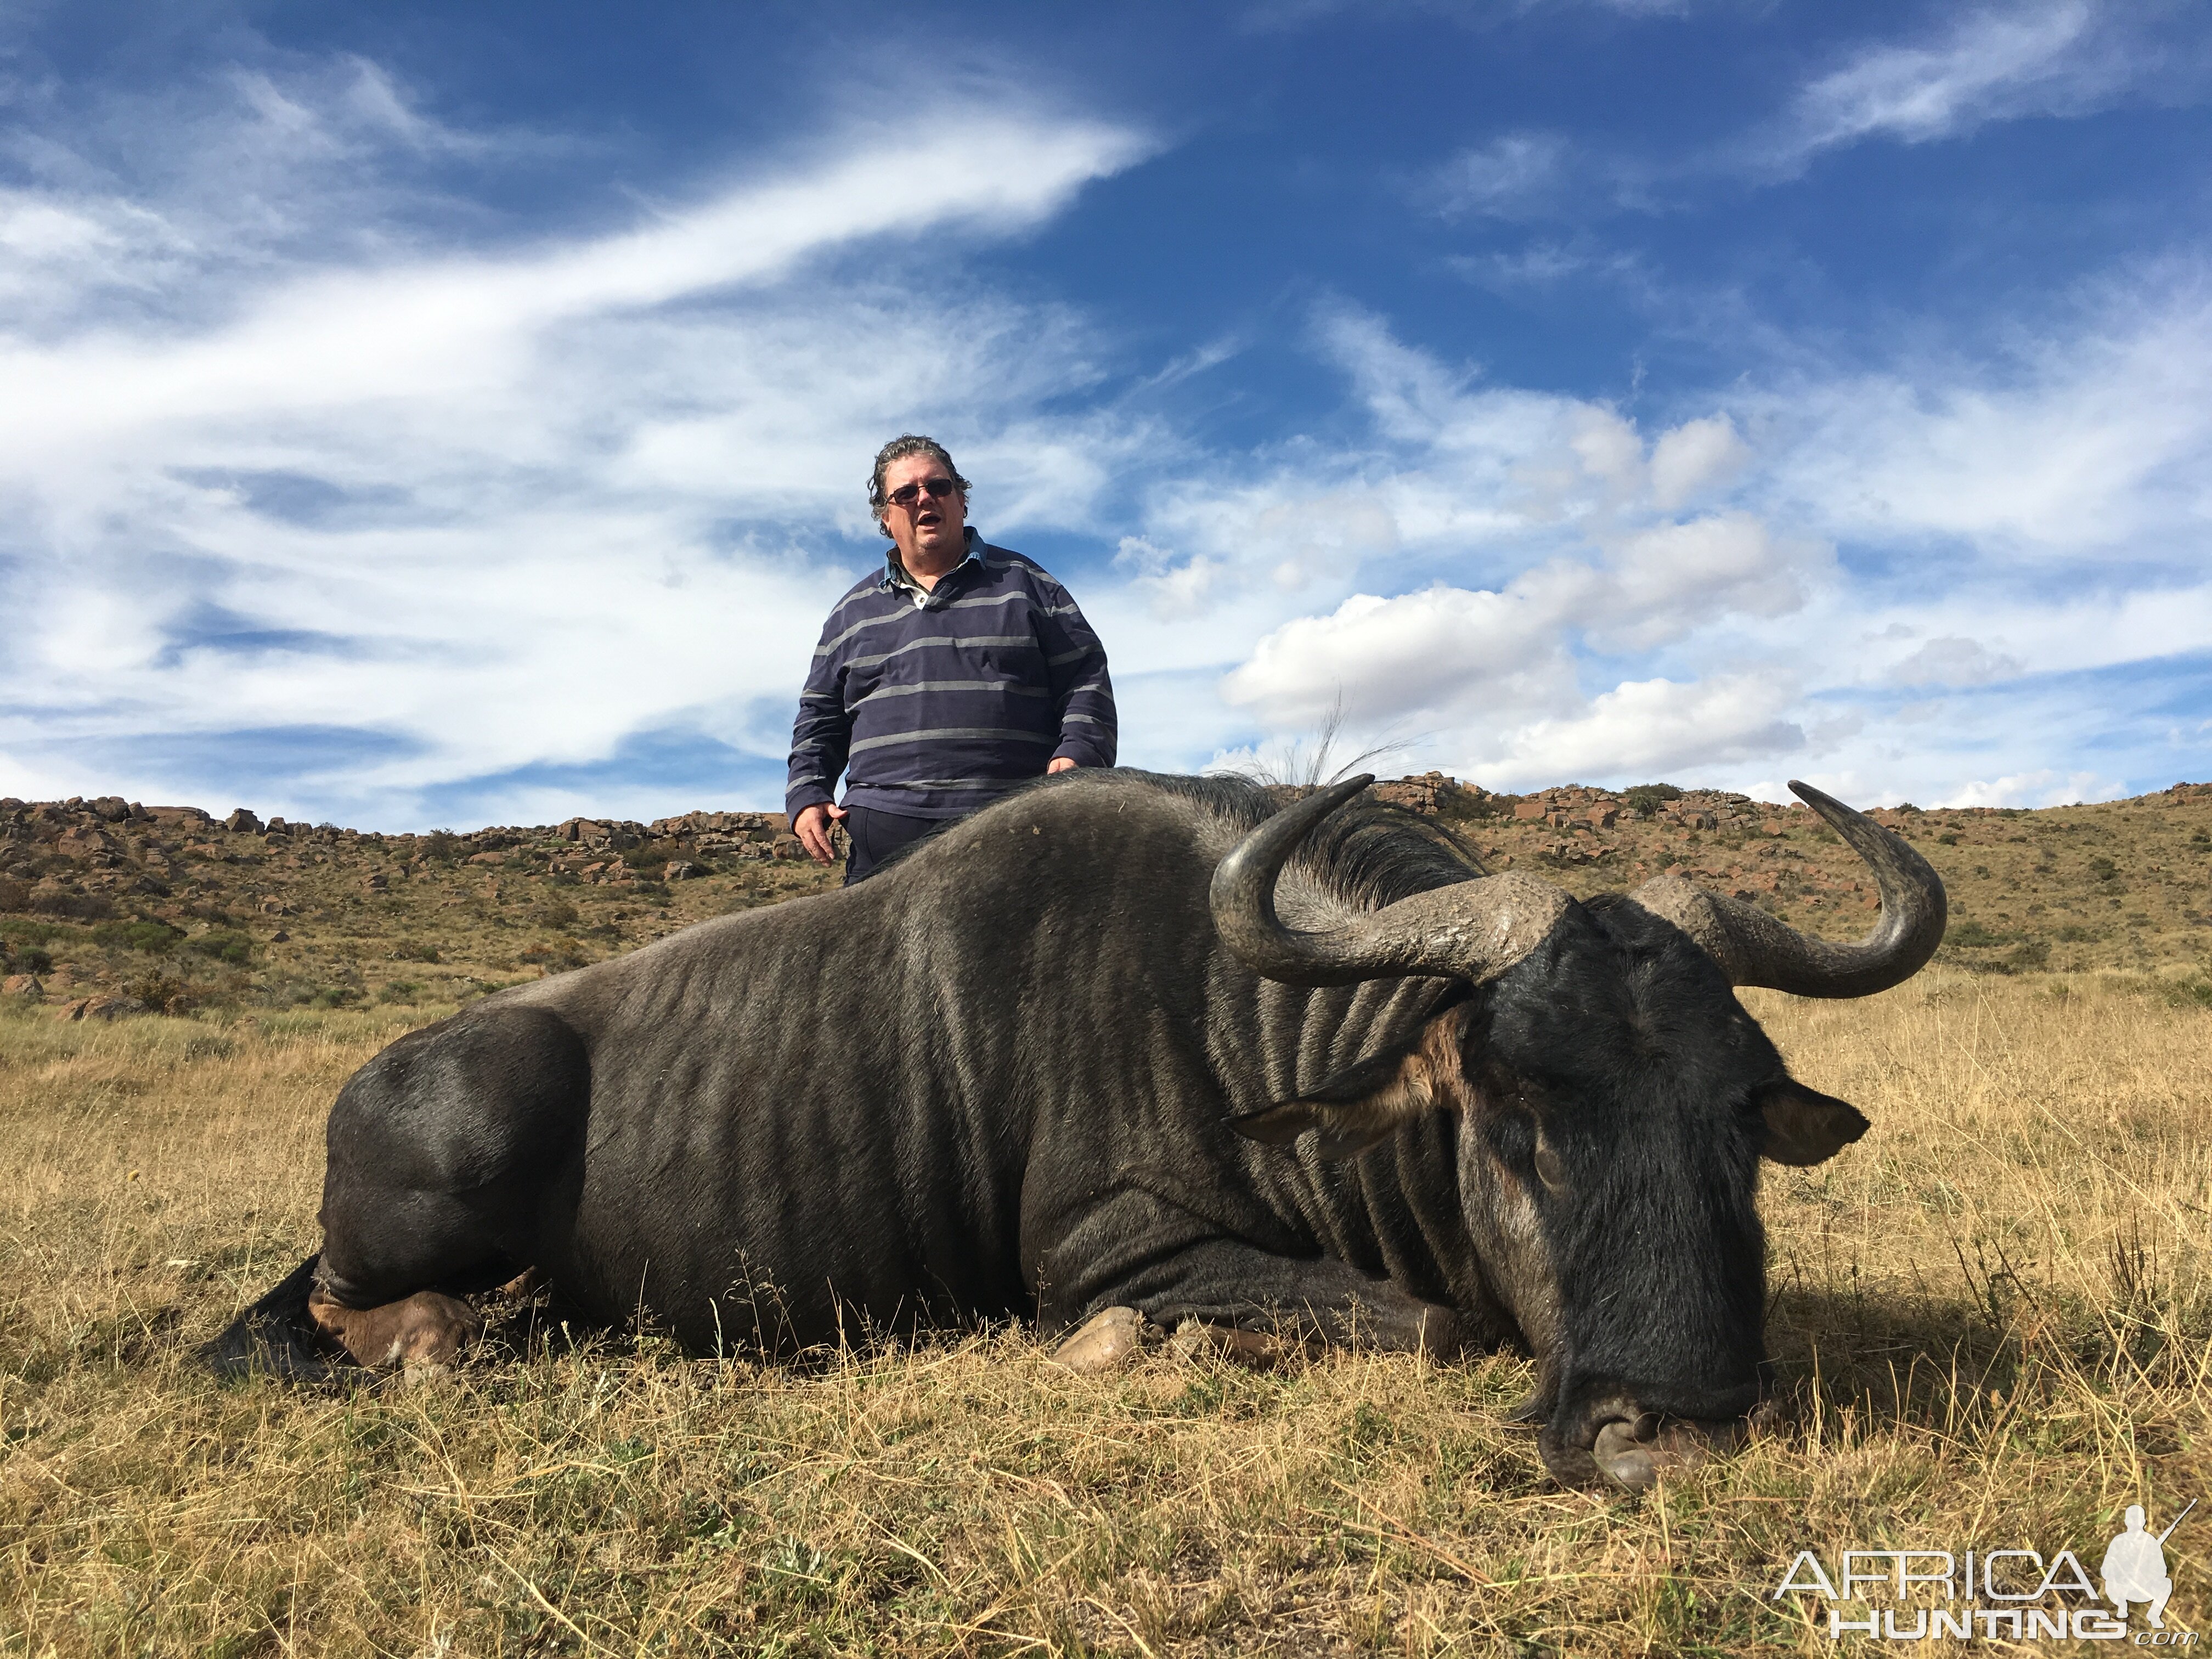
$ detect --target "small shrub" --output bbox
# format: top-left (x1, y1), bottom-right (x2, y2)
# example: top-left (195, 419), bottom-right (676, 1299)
top-left (188, 929), bottom-right (254, 966)
top-left (1937, 832), bottom-right (1960, 845)
top-left (13, 946), bottom-right (53, 974)
top-left (122, 972), bottom-right (185, 1009)
top-left (389, 940), bottom-right (442, 963)
top-left (379, 980), bottom-right (422, 1005)
top-left (93, 919), bottom-right (184, 954)
top-left (536, 899), bottom-right (579, 928)
top-left (520, 938), bottom-right (591, 973)
top-left (1622, 783), bottom-right (1683, 816)
top-left (0, 877), bottom-right (28, 911)
top-left (419, 830), bottom-right (462, 865)
top-left (2089, 856), bottom-right (2118, 882)
top-left (30, 888), bottom-right (113, 920)
top-left (1946, 919), bottom-right (2011, 949)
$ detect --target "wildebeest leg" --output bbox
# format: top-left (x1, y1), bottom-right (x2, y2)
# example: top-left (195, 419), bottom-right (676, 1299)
top-left (1046, 1235), bottom-right (1461, 1372)
top-left (311, 1006), bottom-right (588, 1371)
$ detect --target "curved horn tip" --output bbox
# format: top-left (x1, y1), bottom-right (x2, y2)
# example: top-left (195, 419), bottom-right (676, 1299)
top-left (1787, 778), bottom-right (1877, 831)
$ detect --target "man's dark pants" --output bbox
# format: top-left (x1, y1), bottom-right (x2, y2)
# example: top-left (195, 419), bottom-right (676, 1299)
top-left (842, 806), bottom-right (948, 885)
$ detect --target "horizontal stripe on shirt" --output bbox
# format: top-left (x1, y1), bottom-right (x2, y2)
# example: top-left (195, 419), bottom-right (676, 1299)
top-left (786, 532), bottom-right (1117, 822)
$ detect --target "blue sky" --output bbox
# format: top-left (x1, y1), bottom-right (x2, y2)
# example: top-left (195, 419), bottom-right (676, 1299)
top-left (2, 1), bottom-right (2207, 830)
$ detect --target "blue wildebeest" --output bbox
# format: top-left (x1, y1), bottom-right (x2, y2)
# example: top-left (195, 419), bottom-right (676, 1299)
top-left (212, 770), bottom-right (1942, 1488)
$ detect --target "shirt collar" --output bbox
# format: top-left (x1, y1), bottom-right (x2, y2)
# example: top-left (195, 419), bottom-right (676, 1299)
top-left (881, 528), bottom-right (984, 607)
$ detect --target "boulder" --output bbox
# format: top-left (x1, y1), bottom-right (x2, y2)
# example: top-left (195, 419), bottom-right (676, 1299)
top-left (663, 861), bottom-right (706, 881)
top-left (225, 808), bottom-right (263, 834)
top-left (53, 826), bottom-right (120, 861)
top-left (1, 974), bottom-right (41, 997)
top-left (61, 994), bottom-right (146, 1022)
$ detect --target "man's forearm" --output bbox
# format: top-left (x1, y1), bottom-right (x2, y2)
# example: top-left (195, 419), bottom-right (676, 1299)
top-left (786, 689), bottom-right (851, 820)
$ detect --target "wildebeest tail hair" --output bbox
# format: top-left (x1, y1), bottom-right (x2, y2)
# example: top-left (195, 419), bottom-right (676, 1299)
top-left (201, 1253), bottom-right (339, 1383)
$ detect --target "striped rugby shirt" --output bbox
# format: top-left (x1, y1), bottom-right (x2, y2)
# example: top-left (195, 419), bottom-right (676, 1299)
top-left (785, 529), bottom-right (1117, 822)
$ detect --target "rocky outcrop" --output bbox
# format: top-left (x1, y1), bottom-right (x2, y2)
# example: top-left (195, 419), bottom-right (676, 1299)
top-left (60, 993), bottom-right (146, 1022)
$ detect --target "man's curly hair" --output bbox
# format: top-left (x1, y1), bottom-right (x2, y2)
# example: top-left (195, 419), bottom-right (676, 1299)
top-left (868, 435), bottom-right (971, 535)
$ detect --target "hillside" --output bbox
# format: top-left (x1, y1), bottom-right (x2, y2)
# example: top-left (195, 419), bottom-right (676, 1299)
top-left (2, 775), bottom-right (2208, 1017)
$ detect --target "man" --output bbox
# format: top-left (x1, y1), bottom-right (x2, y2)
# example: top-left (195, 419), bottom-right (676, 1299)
top-left (787, 435), bottom-right (1116, 882)
top-left (2101, 1505), bottom-right (2174, 1629)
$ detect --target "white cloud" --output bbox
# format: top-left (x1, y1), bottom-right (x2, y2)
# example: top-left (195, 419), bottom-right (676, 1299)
top-left (1586, 511), bottom-right (1828, 648)
top-left (1216, 509), bottom-right (1825, 768)
top-left (1430, 131), bottom-right (1575, 219)
top-left (1886, 635), bottom-right (2023, 686)
top-left (1747, 281), bottom-right (2212, 556)
top-left (1786, 5), bottom-right (2100, 157)
top-left (1939, 768), bottom-right (2125, 809)
top-left (1649, 414), bottom-right (1749, 510)
top-left (1194, 288), bottom-right (2208, 805)
top-left (1222, 585), bottom-right (1576, 730)
top-left (1497, 674), bottom-right (1804, 782)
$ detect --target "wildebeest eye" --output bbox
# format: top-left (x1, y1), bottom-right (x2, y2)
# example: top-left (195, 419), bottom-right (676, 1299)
top-left (1532, 1136), bottom-right (1568, 1193)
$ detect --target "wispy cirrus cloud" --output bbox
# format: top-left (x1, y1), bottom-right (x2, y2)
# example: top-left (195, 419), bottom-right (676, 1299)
top-left (1782, 3), bottom-right (2101, 159)
top-left (0, 57), bottom-right (1154, 826)
top-left (1751, 2), bottom-right (2208, 176)
top-left (1423, 3), bottom-right (2189, 230)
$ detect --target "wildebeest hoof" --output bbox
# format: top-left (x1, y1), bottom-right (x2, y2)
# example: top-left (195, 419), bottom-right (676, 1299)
top-left (1591, 1414), bottom-right (1744, 1491)
top-left (1169, 1318), bottom-right (1296, 1371)
top-left (309, 1287), bottom-right (482, 1370)
top-left (1052, 1306), bottom-right (1150, 1374)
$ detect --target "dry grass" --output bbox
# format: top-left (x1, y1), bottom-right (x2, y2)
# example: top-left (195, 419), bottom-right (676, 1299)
top-left (2, 973), bottom-right (2208, 1655)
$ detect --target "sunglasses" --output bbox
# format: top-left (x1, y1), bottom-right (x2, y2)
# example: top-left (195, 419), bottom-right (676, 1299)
top-left (885, 476), bottom-right (958, 510)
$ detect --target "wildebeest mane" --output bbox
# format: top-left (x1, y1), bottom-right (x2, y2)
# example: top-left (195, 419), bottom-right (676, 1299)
top-left (1082, 770), bottom-right (1487, 907)
top-left (859, 770), bottom-right (1486, 909)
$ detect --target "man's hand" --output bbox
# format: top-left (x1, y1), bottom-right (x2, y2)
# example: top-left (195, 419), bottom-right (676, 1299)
top-left (794, 802), bottom-right (847, 865)
top-left (1046, 757), bottom-right (1077, 775)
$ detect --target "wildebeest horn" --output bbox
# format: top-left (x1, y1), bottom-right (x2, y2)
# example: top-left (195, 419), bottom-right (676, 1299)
top-left (1626, 780), bottom-right (1946, 998)
top-left (1211, 775), bottom-right (1572, 986)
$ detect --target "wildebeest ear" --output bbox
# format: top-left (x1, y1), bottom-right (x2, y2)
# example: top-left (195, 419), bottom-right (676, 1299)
top-left (1757, 1077), bottom-right (1870, 1166)
top-left (1232, 1006), bottom-right (1470, 1161)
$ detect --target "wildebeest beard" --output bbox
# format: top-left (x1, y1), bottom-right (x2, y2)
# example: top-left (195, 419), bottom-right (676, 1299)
top-left (207, 768), bottom-right (1940, 1491)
